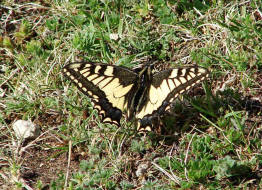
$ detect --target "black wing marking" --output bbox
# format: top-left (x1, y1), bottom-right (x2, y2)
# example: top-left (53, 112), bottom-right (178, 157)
top-left (136, 66), bottom-right (209, 130)
top-left (63, 62), bottom-right (138, 126)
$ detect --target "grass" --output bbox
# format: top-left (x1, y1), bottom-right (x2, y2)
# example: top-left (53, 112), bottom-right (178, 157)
top-left (1, 0), bottom-right (262, 189)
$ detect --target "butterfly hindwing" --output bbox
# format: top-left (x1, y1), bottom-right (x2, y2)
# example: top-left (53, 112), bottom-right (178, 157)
top-left (136, 66), bottom-right (209, 130)
top-left (63, 62), bottom-right (137, 126)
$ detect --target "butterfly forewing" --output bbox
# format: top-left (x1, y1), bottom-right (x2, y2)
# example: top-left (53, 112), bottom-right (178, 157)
top-left (63, 62), bottom-right (137, 126)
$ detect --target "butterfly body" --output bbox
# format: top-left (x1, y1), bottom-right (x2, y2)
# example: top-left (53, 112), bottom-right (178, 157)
top-left (63, 62), bottom-right (209, 131)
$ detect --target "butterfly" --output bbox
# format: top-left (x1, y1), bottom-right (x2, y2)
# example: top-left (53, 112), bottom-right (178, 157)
top-left (63, 62), bottom-right (209, 132)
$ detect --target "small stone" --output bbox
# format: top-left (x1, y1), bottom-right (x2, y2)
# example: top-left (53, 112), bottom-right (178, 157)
top-left (136, 163), bottom-right (149, 177)
top-left (13, 120), bottom-right (40, 141)
top-left (109, 33), bottom-right (119, 40)
top-left (0, 88), bottom-right (6, 98)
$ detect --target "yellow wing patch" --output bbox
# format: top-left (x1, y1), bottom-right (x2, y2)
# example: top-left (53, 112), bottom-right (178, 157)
top-left (92, 76), bottom-right (105, 85)
top-left (104, 67), bottom-right (114, 76)
top-left (114, 84), bottom-right (133, 98)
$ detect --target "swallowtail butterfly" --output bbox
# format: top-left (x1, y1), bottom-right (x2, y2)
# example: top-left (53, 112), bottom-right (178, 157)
top-left (63, 62), bottom-right (209, 132)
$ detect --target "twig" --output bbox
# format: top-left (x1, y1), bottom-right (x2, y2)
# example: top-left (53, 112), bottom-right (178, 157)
top-left (0, 68), bottom-right (20, 88)
top-left (64, 140), bottom-right (72, 190)
top-left (184, 132), bottom-right (196, 181)
top-left (19, 126), bottom-right (59, 156)
top-left (152, 162), bottom-right (181, 185)
top-left (184, 133), bottom-right (196, 165)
